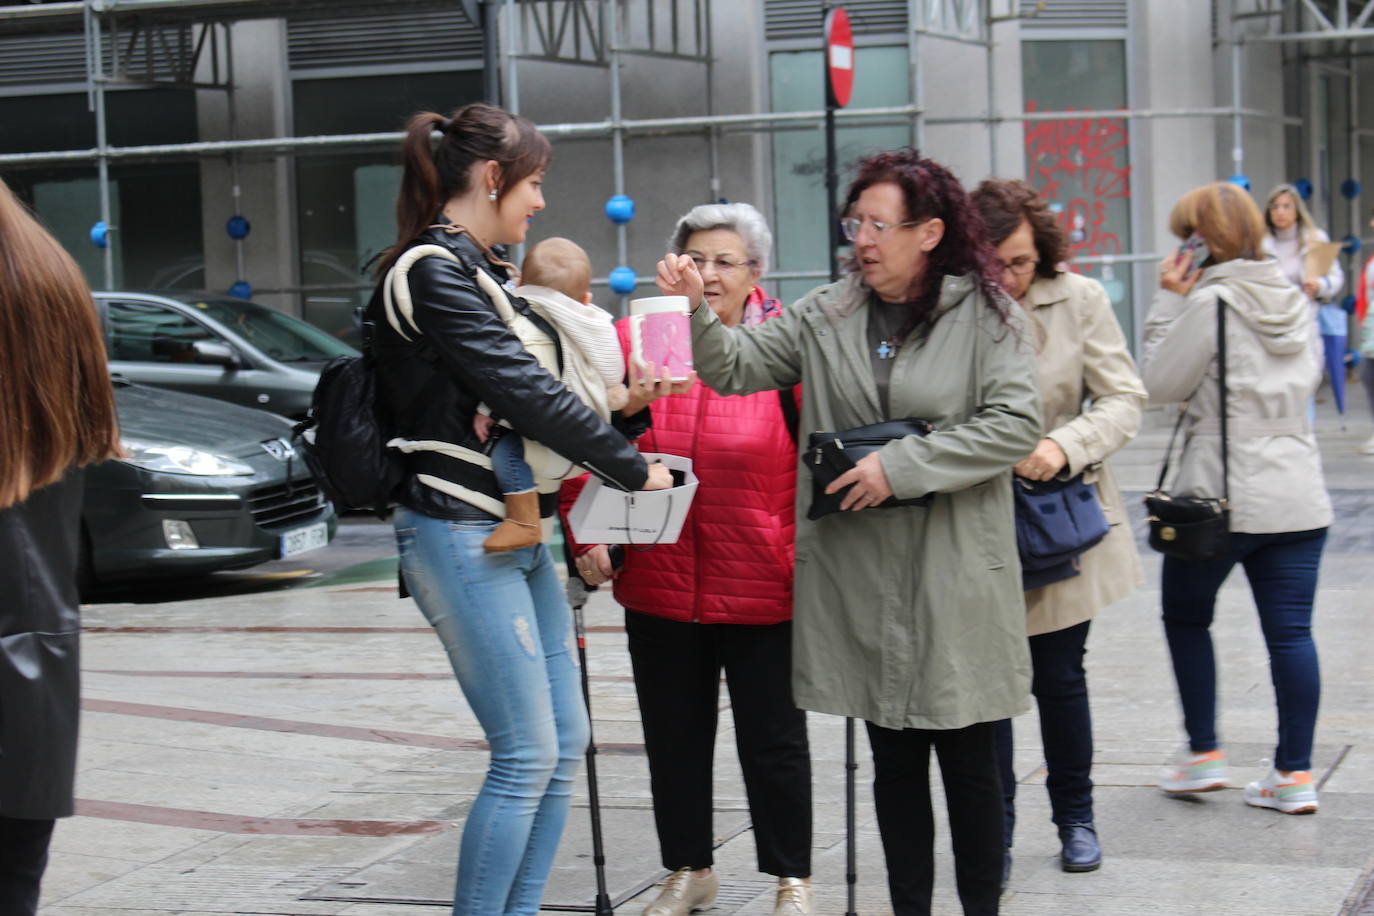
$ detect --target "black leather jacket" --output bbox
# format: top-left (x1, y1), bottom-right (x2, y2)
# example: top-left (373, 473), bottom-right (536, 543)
top-left (0, 471), bottom-right (82, 819)
top-left (369, 227), bottom-right (648, 520)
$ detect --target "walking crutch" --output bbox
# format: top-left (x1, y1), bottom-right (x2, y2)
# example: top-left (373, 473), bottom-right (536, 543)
top-left (846, 716), bottom-right (858, 916)
top-left (556, 519), bottom-right (615, 916)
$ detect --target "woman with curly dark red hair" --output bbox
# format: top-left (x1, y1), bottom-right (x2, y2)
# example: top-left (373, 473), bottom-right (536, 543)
top-left (657, 149), bottom-right (1042, 916)
top-left (972, 179), bottom-right (1146, 880)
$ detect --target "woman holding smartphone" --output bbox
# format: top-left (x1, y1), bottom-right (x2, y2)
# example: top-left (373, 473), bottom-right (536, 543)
top-left (1142, 182), bottom-right (1331, 815)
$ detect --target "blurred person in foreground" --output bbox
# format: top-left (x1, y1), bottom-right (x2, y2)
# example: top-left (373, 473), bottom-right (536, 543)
top-left (1144, 182), bottom-right (1331, 814)
top-left (0, 177), bottom-right (122, 915)
top-left (657, 149), bottom-right (1041, 916)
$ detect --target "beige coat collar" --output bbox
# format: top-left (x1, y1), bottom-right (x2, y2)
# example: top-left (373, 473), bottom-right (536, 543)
top-left (1022, 271), bottom-right (1076, 310)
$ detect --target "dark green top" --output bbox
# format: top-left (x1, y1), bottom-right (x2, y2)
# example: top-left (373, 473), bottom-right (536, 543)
top-left (866, 295), bottom-right (916, 415)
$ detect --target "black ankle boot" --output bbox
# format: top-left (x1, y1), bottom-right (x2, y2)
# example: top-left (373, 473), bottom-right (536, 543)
top-left (1058, 823), bottom-right (1102, 872)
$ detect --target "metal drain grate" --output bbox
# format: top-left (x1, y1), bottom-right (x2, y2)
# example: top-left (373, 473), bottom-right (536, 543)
top-left (702, 879), bottom-right (774, 913)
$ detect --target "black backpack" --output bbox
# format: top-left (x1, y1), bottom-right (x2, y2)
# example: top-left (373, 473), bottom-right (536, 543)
top-left (292, 353), bottom-right (395, 517)
top-left (293, 309), bottom-right (442, 518)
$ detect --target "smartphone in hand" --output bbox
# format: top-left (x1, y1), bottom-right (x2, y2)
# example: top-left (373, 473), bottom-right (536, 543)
top-left (1178, 233), bottom-right (1210, 272)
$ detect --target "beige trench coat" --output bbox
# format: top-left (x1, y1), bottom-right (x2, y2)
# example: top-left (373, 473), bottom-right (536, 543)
top-left (1021, 272), bottom-right (1146, 636)
top-left (690, 273), bottom-right (1042, 731)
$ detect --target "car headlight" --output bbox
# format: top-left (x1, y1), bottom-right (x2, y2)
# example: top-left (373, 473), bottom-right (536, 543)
top-left (119, 438), bottom-right (255, 476)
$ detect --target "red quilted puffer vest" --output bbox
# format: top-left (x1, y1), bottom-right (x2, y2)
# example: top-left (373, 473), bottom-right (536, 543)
top-left (561, 298), bottom-right (799, 625)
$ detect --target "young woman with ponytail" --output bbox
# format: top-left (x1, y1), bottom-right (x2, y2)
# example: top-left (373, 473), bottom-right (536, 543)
top-left (367, 103), bottom-right (670, 915)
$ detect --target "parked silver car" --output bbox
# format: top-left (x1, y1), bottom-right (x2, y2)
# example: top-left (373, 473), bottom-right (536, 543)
top-left (95, 291), bottom-right (358, 419)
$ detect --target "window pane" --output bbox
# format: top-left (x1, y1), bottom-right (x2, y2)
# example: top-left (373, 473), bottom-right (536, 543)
top-left (770, 46), bottom-right (912, 305)
top-left (291, 71), bottom-right (483, 338)
top-left (106, 301), bottom-right (211, 363)
top-left (1022, 39), bottom-right (1134, 337)
top-left (186, 297), bottom-right (357, 362)
top-left (4, 90), bottom-right (202, 292)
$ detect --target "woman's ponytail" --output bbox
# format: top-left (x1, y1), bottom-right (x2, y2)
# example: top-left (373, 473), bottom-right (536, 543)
top-left (385, 112), bottom-right (448, 273)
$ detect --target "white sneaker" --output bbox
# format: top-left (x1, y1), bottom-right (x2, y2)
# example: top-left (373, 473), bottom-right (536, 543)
top-left (774, 876), bottom-right (814, 914)
top-left (641, 868), bottom-right (719, 916)
top-left (1245, 763), bottom-right (1319, 814)
top-left (1158, 749), bottom-right (1230, 793)
top-left (1359, 434), bottom-right (1374, 455)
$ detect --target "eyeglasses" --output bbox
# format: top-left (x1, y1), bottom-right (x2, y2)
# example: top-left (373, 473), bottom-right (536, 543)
top-left (1001, 257), bottom-right (1040, 276)
top-left (840, 216), bottom-right (920, 241)
top-left (689, 255), bottom-right (755, 275)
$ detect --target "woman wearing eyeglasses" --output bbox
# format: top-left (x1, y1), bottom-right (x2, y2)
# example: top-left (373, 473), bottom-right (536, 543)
top-left (656, 151), bottom-right (1041, 916)
top-left (971, 179), bottom-right (1145, 881)
top-left (561, 203), bottom-right (814, 916)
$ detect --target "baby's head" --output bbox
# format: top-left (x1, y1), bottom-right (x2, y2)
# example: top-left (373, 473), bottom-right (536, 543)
top-left (521, 237), bottom-right (593, 304)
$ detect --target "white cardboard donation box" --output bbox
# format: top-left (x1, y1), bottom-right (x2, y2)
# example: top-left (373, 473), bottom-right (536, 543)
top-left (568, 453), bottom-right (698, 545)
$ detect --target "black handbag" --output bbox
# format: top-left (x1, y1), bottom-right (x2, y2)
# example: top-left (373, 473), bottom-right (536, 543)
top-left (805, 418), bottom-right (935, 520)
top-left (1144, 295), bottom-right (1231, 563)
top-left (1014, 474), bottom-right (1110, 590)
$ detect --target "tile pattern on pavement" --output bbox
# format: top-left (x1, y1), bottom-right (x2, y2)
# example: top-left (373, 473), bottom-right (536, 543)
top-left (38, 393), bottom-right (1374, 916)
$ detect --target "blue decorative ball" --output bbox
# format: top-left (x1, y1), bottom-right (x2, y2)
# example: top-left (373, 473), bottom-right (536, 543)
top-left (226, 215), bottom-right (251, 240)
top-left (1341, 179), bottom-right (1362, 199)
top-left (604, 195), bottom-right (635, 225)
top-left (228, 281), bottom-right (252, 299)
top-left (1294, 178), bottom-right (1314, 199)
top-left (1343, 294), bottom-right (1358, 314)
top-left (608, 266), bottom-right (637, 295)
top-left (89, 221), bottom-right (109, 249)
top-left (1228, 174), bottom-right (1251, 190)
top-left (1343, 235), bottom-right (1362, 256)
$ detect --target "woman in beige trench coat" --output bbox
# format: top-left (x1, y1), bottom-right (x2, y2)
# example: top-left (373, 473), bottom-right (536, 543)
top-left (972, 180), bottom-right (1145, 881)
top-left (657, 149), bottom-right (1041, 916)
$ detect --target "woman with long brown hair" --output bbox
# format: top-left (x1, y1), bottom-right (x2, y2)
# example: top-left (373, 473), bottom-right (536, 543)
top-left (367, 103), bottom-right (670, 915)
top-left (0, 177), bottom-right (121, 916)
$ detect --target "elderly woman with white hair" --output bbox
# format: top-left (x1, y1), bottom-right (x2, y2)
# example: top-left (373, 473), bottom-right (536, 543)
top-left (561, 202), bottom-right (813, 916)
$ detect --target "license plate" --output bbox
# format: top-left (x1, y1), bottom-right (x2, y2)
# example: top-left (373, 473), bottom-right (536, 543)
top-left (278, 521), bottom-right (329, 558)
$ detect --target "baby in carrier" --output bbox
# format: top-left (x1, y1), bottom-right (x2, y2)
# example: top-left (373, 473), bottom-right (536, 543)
top-left (474, 237), bottom-right (629, 551)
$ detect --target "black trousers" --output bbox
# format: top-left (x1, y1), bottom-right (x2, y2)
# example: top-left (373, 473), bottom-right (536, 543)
top-left (625, 610), bottom-right (812, 877)
top-left (0, 816), bottom-right (56, 916)
top-left (994, 619), bottom-right (1094, 846)
top-left (867, 720), bottom-right (1004, 916)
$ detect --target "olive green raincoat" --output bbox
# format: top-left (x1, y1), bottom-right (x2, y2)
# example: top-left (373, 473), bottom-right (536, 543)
top-left (690, 273), bottom-right (1042, 730)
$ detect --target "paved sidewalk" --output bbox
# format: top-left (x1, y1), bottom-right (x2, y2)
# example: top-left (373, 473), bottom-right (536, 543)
top-left (38, 392), bottom-right (1374, 916)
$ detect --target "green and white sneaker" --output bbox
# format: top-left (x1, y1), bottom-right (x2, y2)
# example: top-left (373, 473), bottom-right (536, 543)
top-left (1245, 764), bottom-right (1319, 814)
top-left (1159, 749), bottom-right (1230, 793)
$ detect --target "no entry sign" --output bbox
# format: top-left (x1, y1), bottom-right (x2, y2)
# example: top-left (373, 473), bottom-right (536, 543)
top-left (826, 7), bottom-right (854, 109)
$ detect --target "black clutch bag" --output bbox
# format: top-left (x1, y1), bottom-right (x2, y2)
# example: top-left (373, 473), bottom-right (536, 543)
top-left (805, 418), bottom-right (935, 520)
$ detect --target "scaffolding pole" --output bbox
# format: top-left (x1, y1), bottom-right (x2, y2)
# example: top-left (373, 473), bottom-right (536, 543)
top-left (85, 0), bottom-right (114, 289)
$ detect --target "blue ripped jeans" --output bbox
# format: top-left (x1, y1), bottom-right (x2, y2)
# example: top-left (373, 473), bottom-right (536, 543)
top-left (394, 506), bottom-right (589, 916)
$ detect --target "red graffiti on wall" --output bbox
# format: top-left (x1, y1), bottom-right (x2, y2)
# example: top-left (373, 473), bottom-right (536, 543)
top-left (1023, 100), bottom-right (1132, 263)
